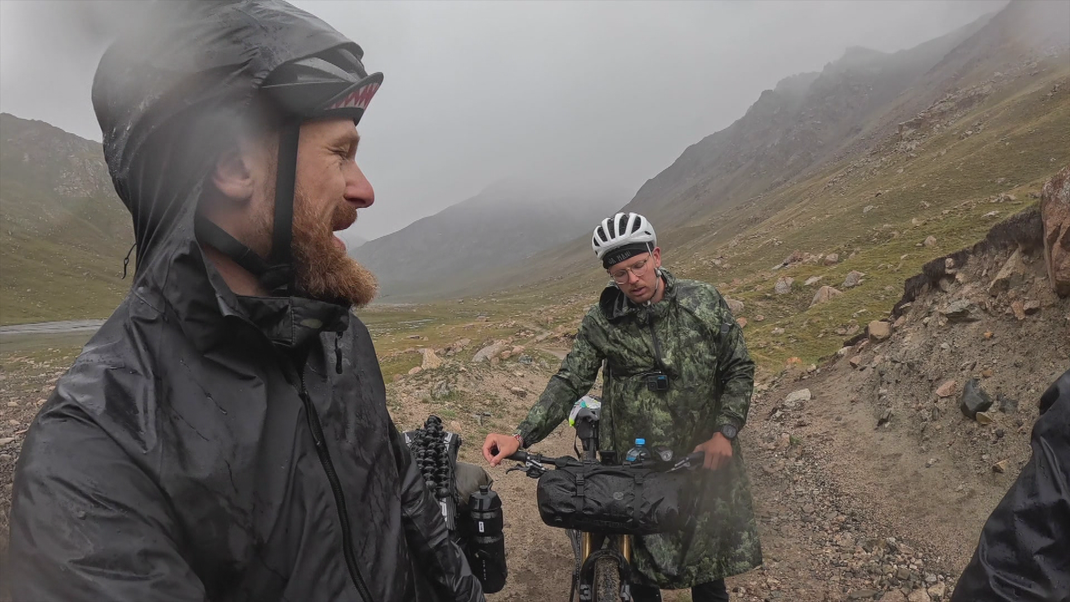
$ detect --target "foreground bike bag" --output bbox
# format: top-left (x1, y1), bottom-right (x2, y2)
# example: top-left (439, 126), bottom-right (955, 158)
top-left (536, 463), bottom-right (695, 535)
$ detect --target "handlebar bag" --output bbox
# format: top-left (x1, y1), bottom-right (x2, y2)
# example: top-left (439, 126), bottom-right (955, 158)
top-left (536, 463), bottom-right (697, 535)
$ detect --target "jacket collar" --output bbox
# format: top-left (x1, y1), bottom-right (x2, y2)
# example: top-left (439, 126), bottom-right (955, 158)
top-left (151, 215), bottom-right (350, 355)
top-left (598, 269), bottom-right (678, 324)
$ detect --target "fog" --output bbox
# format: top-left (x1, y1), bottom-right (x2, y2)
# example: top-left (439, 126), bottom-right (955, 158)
top-left (0, 0), bottom-right (1006, 241)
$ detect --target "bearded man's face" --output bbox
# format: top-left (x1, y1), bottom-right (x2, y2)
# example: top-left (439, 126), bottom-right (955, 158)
top-left (247, 118), bottom-right (378, 306)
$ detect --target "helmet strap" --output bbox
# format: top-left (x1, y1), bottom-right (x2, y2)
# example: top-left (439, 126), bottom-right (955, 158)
top-left (266, 120), bottom-right (301, 296)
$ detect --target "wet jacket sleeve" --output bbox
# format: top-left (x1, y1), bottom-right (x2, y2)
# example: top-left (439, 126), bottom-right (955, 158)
top-left (389, 420), bottom-right (485, 602)
top-left (950, 369), bottom-right (1070, 602)
top-left (9, 403), bottom-right (206, 602)
top-left (712, 297), bottom-right (755, 432)
top-left (515, 313), bottom-right (604, 447)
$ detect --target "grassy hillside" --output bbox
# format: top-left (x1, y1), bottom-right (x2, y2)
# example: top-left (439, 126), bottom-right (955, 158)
top-left (0, 114), bottom-right (131, 325)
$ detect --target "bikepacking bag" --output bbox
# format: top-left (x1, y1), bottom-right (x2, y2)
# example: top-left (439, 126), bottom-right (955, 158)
top-left (536, 462), bottom-right (696, 535)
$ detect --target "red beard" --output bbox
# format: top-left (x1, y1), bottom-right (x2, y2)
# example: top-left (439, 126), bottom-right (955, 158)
top-left (289, 193), bottom-right (378, 307)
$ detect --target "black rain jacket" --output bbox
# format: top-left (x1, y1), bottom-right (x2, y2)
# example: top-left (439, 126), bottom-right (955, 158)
top-left (951, 368), bottom-right (1070, 602)
top-left (8, 2), bottom-right (483, 601)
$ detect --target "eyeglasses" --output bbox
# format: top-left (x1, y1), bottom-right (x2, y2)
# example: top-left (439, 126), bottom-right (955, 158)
top-left (609, 255), bottom-right (652, 284)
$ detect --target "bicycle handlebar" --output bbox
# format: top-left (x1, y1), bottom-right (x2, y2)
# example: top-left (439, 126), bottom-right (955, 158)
top-left (505, 450), bottom-right (705, 472)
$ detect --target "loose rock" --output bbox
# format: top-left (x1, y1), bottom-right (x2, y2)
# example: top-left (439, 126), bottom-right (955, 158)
top-left (960, 379), bottom-right (994, 419)
top-left (1011, 300), bottom-right (1026, 321)
top-left (868, 320), bottom-right (892, 342)
top-left (784, 389), bottom-right (812, 406)
top-left (726, 298), bottom-right (745, 315)
top-left (924, 236), bottom-right (938, 247)
top-left (936, 380), bottom-right (958, 398)
top-left (988, 249), bottom-right (1025, 296)
top-left (997, 393), bottom-right (1018, 413)
top-left (810, 286), bottom-right (843, 307)
top-left (941, 299), bottom-right (981, 322)
top-left (975, 411), bottom-right (994, 425)
top-left (419, 348), bottom-right (443, 370)
top-left (843, 271), bottom-right (866, 288)
top-left (472, 343), bottom-right (505, 363)
top-left (993, 459), bottom-right (1010, 473)
top-left (774, 277), bottom-right (794, 295)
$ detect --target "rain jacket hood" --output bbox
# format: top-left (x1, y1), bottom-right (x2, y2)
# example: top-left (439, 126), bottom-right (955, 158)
top-left (9, 2), bottom-right (483, 601)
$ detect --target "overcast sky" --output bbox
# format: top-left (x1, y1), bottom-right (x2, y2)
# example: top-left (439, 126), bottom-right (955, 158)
top-left (0, 0), bottom-right (1006, 240)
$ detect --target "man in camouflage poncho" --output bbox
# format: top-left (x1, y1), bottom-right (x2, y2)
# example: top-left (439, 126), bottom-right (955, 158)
top-left (483, 212), bottom-right (761, 601)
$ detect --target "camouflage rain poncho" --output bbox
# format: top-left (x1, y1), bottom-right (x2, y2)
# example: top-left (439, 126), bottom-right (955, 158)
top-left (516, 270), bottom-right (762, 589)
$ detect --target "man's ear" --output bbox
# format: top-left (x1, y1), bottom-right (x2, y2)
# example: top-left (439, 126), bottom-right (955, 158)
top-left (653, 246), bottom-right (662, 268)
top-left (211, 146), bottom-right (255, 205)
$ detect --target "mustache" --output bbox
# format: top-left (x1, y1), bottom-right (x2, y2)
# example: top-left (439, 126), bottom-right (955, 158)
top-left (332, 204), bottom-right (358, 232)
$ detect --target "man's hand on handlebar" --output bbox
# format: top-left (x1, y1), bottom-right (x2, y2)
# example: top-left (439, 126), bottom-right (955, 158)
top-left (482, 433), bottom-right (521, 467)
top-left (693, 433), bottom-right (733, 470)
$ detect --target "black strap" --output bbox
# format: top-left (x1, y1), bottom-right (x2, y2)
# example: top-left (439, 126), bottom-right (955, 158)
top-left (647, 320), bottom-right (667, 373)
top-left (195, 216), bottom-right (273, 277)
top-left (271, 122), bottom-right (299, 266)
top-left (268, 121), bottom-right (300, 296)
top-left (632, 471), bottom-right (645, 528)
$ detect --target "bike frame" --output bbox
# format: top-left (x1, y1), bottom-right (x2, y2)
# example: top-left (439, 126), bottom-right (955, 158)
top-left (572, 409), bottom-right (634, 602)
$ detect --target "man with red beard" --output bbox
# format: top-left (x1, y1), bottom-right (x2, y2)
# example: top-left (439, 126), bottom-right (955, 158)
top-left (8, 2), bottom-right (483, 601)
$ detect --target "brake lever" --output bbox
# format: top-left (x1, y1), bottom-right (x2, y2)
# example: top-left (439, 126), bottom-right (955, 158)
top-left (506, 461), bottom-right (546, 479)
top-left (669, 452), bottom-right (705, 473)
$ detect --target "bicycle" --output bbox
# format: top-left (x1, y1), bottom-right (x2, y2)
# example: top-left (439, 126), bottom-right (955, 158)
top-left (505, 400), bottom-right (704, 602)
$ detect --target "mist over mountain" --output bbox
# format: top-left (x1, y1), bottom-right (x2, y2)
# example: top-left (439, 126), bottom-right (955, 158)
top-left (352, 178), bottom-right (627, 299)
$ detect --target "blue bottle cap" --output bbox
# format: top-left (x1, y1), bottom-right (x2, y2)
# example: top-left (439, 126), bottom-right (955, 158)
top-left (635, 438), bottom-right (645, 445)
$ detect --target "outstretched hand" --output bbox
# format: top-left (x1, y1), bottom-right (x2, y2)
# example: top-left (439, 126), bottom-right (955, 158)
top-left (693, 433), bottom-right (733, 470)
top-left (482, 433), bottom-right (521, 467)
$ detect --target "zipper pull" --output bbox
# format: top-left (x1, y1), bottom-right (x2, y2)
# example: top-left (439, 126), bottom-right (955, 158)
top-left (334, 333), bottom-right (343, 374)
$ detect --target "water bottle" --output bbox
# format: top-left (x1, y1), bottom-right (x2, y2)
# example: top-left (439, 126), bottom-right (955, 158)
top-left (625, 438), bottom-right (653, 463)
top-left (466, 485), bottom-right (508, 593)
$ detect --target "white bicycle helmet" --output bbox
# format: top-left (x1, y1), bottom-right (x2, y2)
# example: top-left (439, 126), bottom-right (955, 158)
top-left (592, 212), bottom-right (656, 262)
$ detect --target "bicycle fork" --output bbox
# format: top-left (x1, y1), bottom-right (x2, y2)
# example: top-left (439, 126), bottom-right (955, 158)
top-left (577, 532), bottom-right (634, 602)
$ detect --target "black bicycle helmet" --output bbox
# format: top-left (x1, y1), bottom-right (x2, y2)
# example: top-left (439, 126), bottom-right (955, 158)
top-left (196, 44), bottom-right (383, 296)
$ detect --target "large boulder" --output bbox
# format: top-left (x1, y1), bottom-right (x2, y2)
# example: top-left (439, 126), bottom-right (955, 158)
top-left (988, 248), bottom-right (1025, 296)
top-left (843, 270), bottom-right (865, 289)
top-left (810, 286), bottom-right (843, 307)
top-left (472, 342), bottom-right (505, 363)
top-left (725, 297), bottom-right (745, 315)
top-left (941, 299), bottom-right (981, 323)
top-left (1041, 165), bottom-right (1070, 297)
top-left (868, 320), bottom-right (892, 342)
top-left (419, 348), bottom-right (443, 370)
top-left (774, 277), bottom-right (794, 295)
